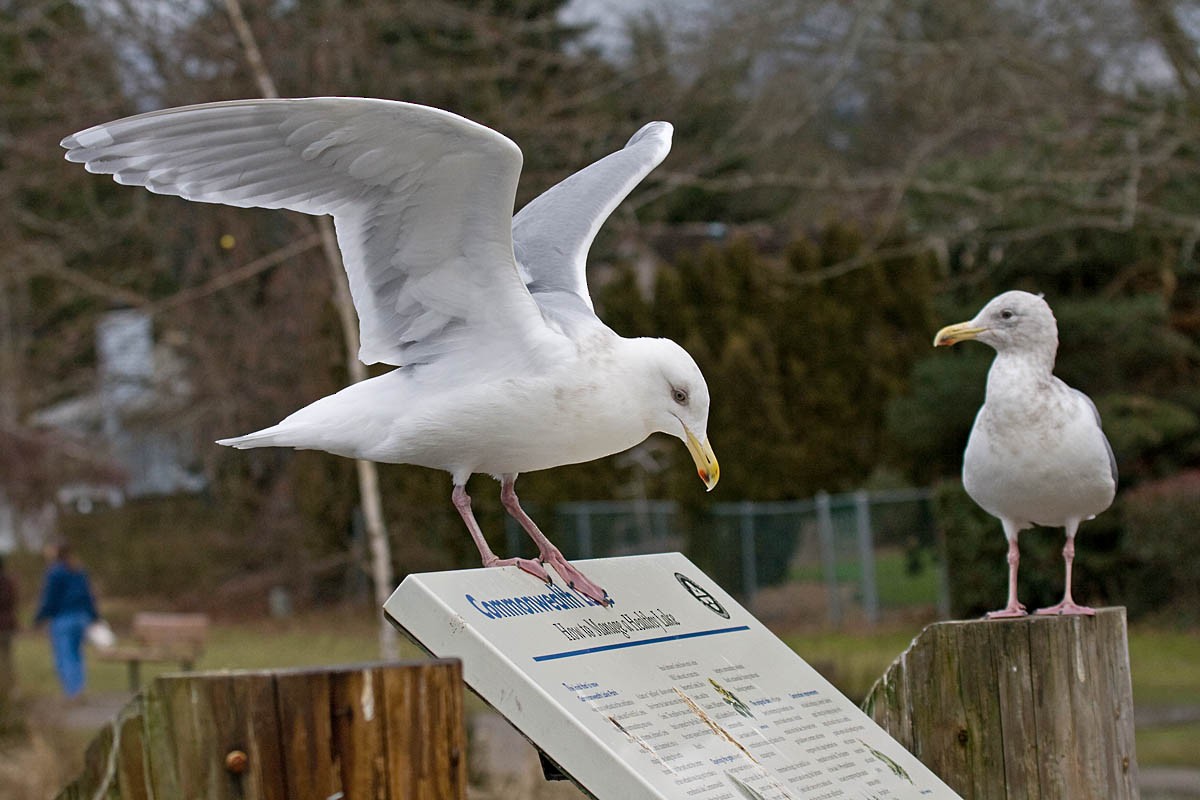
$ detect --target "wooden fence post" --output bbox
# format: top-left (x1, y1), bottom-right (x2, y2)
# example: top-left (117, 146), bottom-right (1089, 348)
top-left (56, 659), bottom-right (468, 800)
top-left (862, 606), bottom-right (1139, 799)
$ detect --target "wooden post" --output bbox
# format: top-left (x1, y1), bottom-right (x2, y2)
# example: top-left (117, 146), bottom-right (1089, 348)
top-left (862, 607), bottom-right (1139, 799)
top-left (56, 659), bottom-right (468, 800)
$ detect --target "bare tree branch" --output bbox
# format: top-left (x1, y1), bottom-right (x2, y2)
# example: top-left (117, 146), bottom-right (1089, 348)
top-left (146, 234), bottom-right (322, 316)
top-left (791, 238), bottom-right (947, 287)
top-left (1134, 0), bottom-right (1200, 107)
top-left (20, 248), bottom-right (149, 309)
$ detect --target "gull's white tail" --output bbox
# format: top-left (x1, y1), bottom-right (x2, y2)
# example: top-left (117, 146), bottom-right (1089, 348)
top-left (216, 426), bottom-right (289, 449)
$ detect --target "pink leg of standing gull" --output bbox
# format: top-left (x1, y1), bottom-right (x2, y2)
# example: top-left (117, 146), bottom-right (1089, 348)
top-left (501, 475), bottom-right (611, 607)
top-left (452, 484), bottom-right (551, 583)
top-left (986, 520), bottom-right (1027, 619)
top-left (1036, 519), bottom-right (1095, 616)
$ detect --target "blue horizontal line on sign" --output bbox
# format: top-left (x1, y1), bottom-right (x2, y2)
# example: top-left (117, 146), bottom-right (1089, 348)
top-left (532, 625), bottom-right (751, 662)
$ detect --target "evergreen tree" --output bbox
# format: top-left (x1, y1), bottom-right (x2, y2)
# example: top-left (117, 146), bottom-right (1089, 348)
top-left (609, 225), bottom-right (938, 507)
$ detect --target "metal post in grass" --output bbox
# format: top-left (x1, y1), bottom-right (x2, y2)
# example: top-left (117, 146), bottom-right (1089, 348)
top-left (576, 506), bottom-right (593, 559)
top-left (815, 490), bottom-right (842, 627)
top-left (854, 490), bottom-right (880, 627)
top-left (936, 524), bottom-right (953, 619)
top-left (739, 500), bottom-right (758, 609)
top-left (505, 514), bottom-right (521, 559)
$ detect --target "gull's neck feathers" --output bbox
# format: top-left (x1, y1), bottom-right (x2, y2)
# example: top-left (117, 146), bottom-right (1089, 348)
top-left (983, 340), bottom-right (1059, 427)
top-left (986, 349), bottom-right (1053, 396)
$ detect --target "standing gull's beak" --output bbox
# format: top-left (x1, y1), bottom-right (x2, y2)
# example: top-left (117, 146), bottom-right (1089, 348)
top-left (933, 322), bottom-right (986, 347)
top-left (683, 426), bottom-right (719, 491)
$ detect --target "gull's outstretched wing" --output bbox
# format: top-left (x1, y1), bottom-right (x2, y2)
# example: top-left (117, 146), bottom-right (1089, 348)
top-left (511, 121), bottom-right (672, 313)
top-left (62, 97), bottom-right (567, 368)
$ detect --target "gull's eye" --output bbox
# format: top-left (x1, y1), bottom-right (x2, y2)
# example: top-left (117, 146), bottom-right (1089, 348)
top-left (1000, 309), bottom-right (1015, 320)
top-left (672, 387), bottom-right (688, 405)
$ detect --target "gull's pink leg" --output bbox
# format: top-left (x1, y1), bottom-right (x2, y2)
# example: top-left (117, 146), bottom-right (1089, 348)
top-left (452, 484), bottom-right (550, 583)
top-left (501, 476), bottom-right (611, 607)
top-left (986, 521), bottom-right (1027, 619)
top-left (1036, 519), bottom-right (1095, 616)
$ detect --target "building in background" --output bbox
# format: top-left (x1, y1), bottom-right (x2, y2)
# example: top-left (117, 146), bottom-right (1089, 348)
top-left (29, 309), bottom-right (205, 512)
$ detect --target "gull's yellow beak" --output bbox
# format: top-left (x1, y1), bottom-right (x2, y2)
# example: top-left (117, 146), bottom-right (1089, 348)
top-left (933, 322), bottom-right (986, 347)
top-left (684, 426), bottom-right (719, 491)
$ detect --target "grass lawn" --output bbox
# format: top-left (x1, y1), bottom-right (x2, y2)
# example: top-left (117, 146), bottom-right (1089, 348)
top-left (780, 627), bottom-right (922, 700)
top-left (10, 606), bottom-right (420, 698)
top-left (1128, 628), bottom-right (1200, 706)
top-left (789, 548), bottom-right (942, 608)
top-left (1136, 721), bottom-right (1200, 767)
top-left (1128, 627), bottom-right (1200, 768)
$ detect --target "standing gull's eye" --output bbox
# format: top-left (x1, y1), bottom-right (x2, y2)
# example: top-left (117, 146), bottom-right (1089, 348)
top-left (672, 387), bottom-right (688, 405)
top-left (1000, 309), bottom-right (1015, 320)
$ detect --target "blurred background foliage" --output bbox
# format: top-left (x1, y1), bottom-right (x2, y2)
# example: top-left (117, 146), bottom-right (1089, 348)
top-left (4, 0), bottom-right (1200, 623)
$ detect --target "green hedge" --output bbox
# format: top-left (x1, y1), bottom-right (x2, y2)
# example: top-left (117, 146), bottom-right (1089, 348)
top-left (1121, 471), bottom-right (1200, 625)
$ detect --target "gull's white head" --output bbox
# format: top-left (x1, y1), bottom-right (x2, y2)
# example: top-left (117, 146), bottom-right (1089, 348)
top-left (633, 338), bottom-right (719, 491)
top-left (933, 290), bottom-right (1058, 362)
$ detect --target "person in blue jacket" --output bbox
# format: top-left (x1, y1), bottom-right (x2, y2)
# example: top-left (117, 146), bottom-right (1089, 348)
top-left (34, 543), bottom-right (99, 699)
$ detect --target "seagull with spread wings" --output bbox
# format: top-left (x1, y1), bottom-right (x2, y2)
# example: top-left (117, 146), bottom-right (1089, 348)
top-left (62, 98), bottom-right (720, 607)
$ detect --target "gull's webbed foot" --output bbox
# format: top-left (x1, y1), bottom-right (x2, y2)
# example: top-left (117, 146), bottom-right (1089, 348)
top-left (540, 548), bottom-right (611, 607)
top-left (985, 601), bottom-right (1027, 619)
top-left (1034, 600), bottom-right (1095, 616)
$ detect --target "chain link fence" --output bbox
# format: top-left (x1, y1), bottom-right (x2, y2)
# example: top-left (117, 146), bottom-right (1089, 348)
top-left (494, 489), bottom-right (946, 629)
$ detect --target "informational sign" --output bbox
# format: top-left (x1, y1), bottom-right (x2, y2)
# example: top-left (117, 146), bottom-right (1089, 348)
top-left (384, 553), bottom-right (961, 800)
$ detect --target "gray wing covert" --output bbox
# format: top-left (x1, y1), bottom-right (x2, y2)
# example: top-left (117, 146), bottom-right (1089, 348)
top-left (1072, 388), bottom-right (1118, 485)
top-left (511, 121), bottom-right (672, 314)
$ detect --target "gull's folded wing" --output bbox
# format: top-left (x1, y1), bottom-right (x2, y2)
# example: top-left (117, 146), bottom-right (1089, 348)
top-left (1070, 387), bottom-right (1119, 485)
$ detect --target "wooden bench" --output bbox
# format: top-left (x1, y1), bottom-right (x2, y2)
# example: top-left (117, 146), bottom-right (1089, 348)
top-left (96, 612), bottom-right (209, 691)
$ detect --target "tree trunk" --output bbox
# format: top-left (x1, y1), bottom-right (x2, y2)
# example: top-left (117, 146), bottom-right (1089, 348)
top-left (224, 0), bottom-right (398, 659)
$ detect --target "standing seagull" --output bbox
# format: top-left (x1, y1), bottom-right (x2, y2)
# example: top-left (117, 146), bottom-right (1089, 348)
top-left (934, 291), bottom-right (1116, 617)
top-left (62, 98), bottom-right (719, 607)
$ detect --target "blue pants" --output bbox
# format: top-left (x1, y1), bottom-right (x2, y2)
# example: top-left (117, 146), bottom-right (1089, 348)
top-left (49, 611), bottom-right (90, 698)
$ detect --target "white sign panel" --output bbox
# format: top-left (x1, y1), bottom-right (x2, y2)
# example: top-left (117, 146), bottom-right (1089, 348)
top-left (384, 553), bottom-right (960, 800)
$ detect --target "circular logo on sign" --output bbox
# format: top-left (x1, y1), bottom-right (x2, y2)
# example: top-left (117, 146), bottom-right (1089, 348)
top-left (674, 572), bottom-right (729, 618)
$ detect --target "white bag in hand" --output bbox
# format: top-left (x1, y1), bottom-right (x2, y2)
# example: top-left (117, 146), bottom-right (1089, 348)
top-left (86, 620), bottom-right (117, 649)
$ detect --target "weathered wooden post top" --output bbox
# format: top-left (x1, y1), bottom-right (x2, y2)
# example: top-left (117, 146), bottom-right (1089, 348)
top-left (55, 659), bottom-right (468, 800)
top-left (863, 607), bottom-right (1138, 800)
